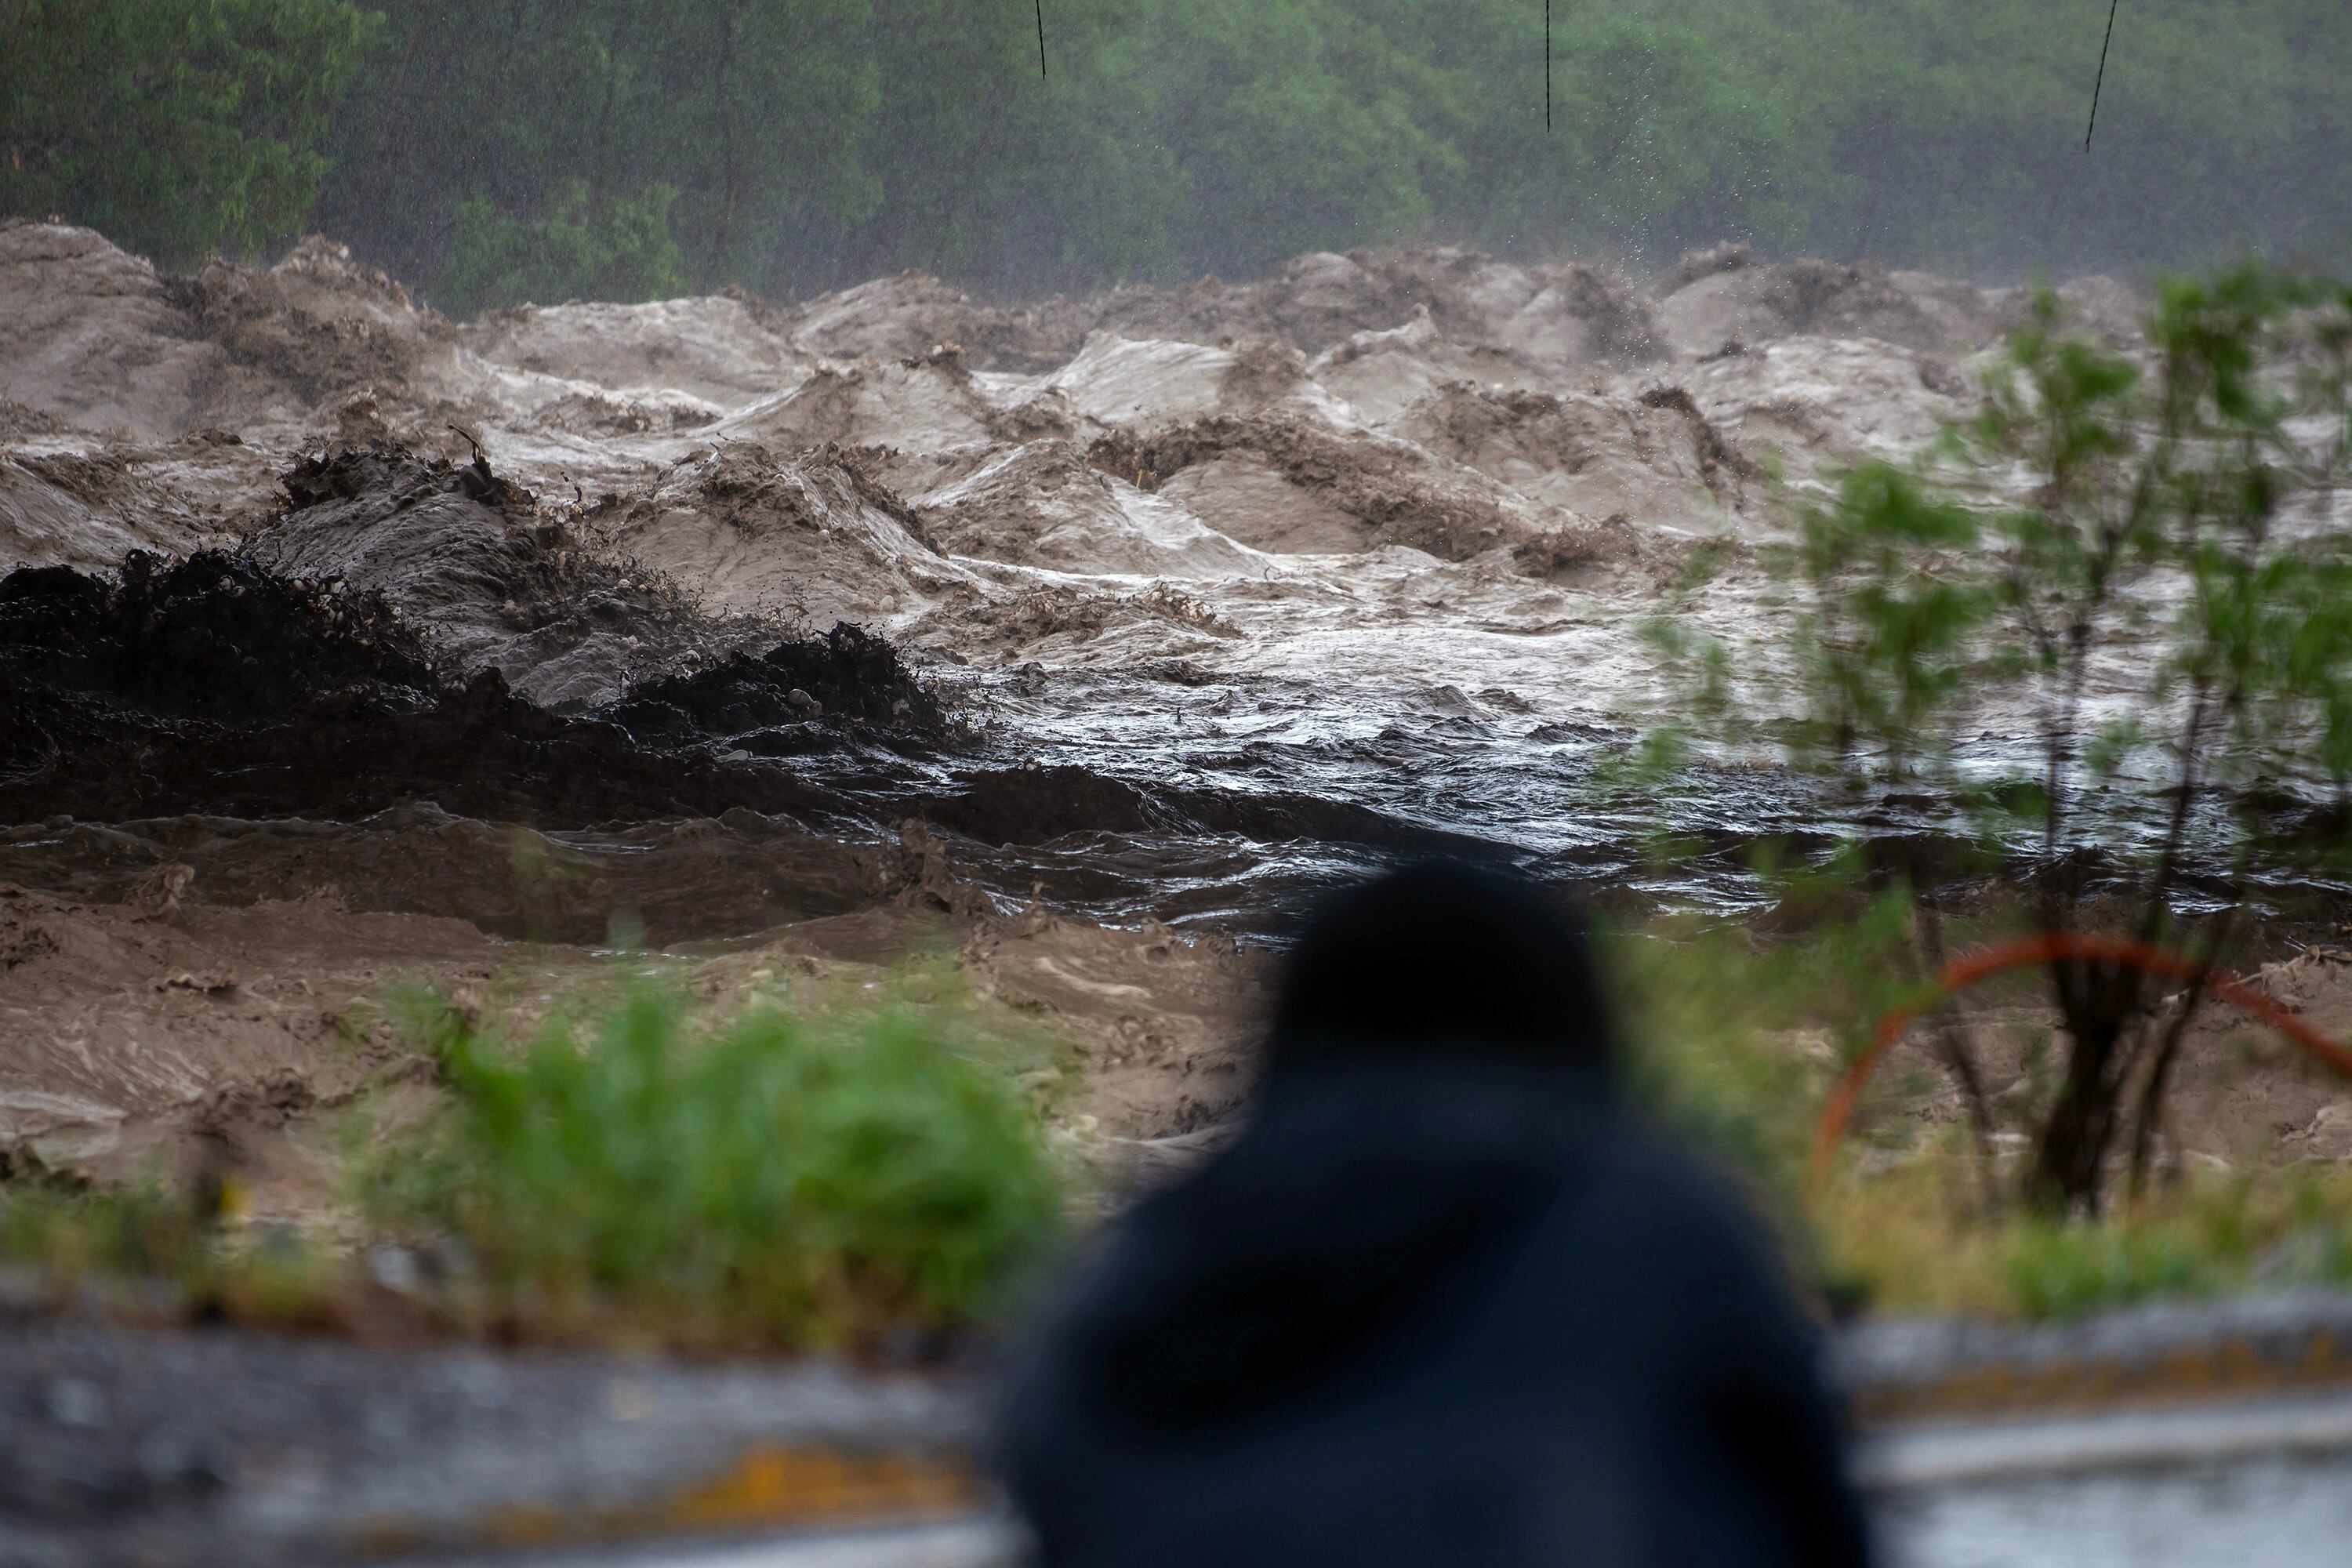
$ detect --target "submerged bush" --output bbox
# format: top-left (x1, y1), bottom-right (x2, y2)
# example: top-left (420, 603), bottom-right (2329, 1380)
top-left (374, 978), bottom-right (1063, 1348)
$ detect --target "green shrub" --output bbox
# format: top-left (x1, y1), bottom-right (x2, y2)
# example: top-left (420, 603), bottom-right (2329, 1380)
top-left (0, 1165), bottom-right (338, 1325)
top-left (436, 179), bottom-right (688, 314)
top-left (2004, 1221), bottom-right (2215, 1319)
top-left (373, 978), bottom-right (1063, 1348)
top-left (1610, 889), bottom-right (2352, 1321)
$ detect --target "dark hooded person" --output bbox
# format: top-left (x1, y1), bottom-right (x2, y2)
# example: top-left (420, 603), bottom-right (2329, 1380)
top-left (998, 861), bottom-right (1874, 1568)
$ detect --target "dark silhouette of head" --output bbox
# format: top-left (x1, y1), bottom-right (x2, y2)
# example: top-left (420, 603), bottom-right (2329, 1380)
top-left (1004, 864), bottom-right (1873, 1568)
top-left (1265, 860), bottom-right (1611, 1087)
top-left (1010, 859), bottom-right (1621, 1446)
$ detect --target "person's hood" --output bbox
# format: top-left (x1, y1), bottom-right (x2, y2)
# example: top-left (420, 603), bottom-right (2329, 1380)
top-left (1047, 1052), bottom-right (1610, 1438)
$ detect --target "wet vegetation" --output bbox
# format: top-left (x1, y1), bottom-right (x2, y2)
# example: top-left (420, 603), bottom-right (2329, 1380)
top-left (6, 3), bottom-right (2350, 304)
top-left (1615, 890), bottom-right (2352, 1319)
top-left (368, 976), bottom-right (1062, 1350)
top-left (1, 970), bottom-right (1065, 1352)
top-left (0, 1162), bottom-right (343, 1330)
top-left (12, 891), bottom-right (2352, 1337)
top-left (1643, 266), bottom-right (2352, 1214)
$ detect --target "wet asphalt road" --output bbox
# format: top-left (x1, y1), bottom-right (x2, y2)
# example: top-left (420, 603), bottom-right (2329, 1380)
top-left (10, 1307), bottom-right (2352, 1568)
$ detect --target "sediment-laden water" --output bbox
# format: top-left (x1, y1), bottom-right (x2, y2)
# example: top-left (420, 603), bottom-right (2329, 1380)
top-left (2, 222), bottom-right (2169, 936)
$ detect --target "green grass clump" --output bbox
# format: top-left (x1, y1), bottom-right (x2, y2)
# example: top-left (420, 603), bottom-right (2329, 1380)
top-left (0, 1172), bottom-right (205, 1286)
top-left (2002, 1222), bottom-right (2215, 1320)
top-left (0, 1168), bottom-right (338, 1325)
top-left (1998, 1176), bottom-right (2352, 1321)
top-left (372, 978), bottom-right (1064, 1349)
top-left (1802, 1142), bottom-right (2352, 1322)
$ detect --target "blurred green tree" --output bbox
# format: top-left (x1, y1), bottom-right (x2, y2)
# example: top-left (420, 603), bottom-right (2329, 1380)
top-left (1645, 268), bottom-right (2352, 1213)
top-left (437, 178), bottom-right (687, 314)
top-left (11, 2), bottom-right (2352, 307)
top-left (0, 0), bottom-right (377, 263)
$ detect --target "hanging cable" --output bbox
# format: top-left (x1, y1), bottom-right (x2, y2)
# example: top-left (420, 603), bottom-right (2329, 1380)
top-left (2085, 0), bottom-right (2121, 150)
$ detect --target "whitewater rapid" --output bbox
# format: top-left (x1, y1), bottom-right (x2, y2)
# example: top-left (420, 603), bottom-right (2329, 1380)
top-left (1, 220), bottom-right (2155, 935)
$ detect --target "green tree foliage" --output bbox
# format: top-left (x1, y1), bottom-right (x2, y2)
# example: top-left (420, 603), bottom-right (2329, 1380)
top-left (247, 0), bottom-right (2352, 306)
top-left (1123, 0), bottom-right (1453, 277)
top-left (0, 0), bottom-right (376, 264)
top-left (9, 2), bottom-right (2352, 305)
top-left (437, 179), bottom-right (687, 316)
top-left (1650, 267), bottom-right (2352, 1214)
top-left (309, 0), bottom-right (881, 297)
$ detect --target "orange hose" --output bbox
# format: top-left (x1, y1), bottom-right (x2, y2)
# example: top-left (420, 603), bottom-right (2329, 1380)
top-left (1808, 931), bottom-right (2352, 1194)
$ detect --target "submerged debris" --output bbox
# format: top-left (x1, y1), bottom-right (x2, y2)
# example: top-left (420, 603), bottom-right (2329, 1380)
top-left (0, 550), bottom-right (947, 826)
top-left (607, 623), bottom-right (946, 743)
top-left (0, 550), bottom-right (440, 775)
top-left (254, 442), bottom-right (763, 708)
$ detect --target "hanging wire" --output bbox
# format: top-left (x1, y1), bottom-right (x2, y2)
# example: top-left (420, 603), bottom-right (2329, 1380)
top-left (1545, 0), bottom-right (1552, 132)
top-left (2085, 0), bottom-right (2121, 150)
top-left (1036, 0), bottom-right (1047, 81)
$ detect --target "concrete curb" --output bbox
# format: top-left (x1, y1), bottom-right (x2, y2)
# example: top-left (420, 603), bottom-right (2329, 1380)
top-left (0, 1318), bottom-right (986, 1566)
top-left (395, 1517), bottom-right (1024, 1568)
top-left (15, 1290), bottom-right (2352, 1563)
top-left (1856, 1388), bottom-right (2352, 1489)
top-left (1835, 1289), bottom-right (2352, 1422)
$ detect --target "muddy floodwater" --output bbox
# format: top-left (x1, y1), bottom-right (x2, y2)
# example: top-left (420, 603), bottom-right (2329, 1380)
top-left (0, 225), bottom-right (2159, 928)
top-left (0, 216), bottom-right (2274, 1175)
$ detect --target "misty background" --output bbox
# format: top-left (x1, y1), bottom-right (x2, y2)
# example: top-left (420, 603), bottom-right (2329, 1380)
top-left (3, 1), bottom-right (2347, 311)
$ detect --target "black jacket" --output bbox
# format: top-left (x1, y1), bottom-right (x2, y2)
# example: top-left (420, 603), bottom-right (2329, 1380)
top-left (1000, 858), bottom-right (1871, 1568)
top-left (1000, 1057), bottom-right (1871, 1568)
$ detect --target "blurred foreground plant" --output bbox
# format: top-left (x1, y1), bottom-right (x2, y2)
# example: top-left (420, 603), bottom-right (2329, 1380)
top-left (1612, 906), bottom-right (2352, 1319)
top-left (1611, 871), bottom-right (1926, 1195)
top-left (0, 1160), bottom-right (336, 1325)
top-left (1820, 1162), bottom-right (2352, 1321)
top-left (1645, 265), bottom-right (2352, 1214)
top-left (368, 977), bottom-right (1063, 1349)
